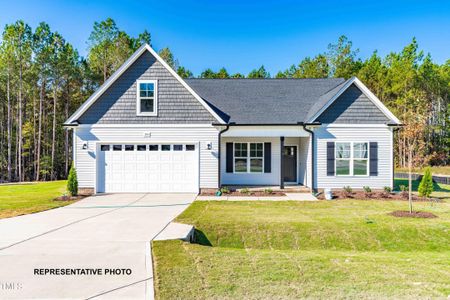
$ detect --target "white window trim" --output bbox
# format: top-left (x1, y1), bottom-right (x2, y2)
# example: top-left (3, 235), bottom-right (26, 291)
top-left (335, 141), bottom-right (369, 177)
top-left (233, 142), bottom-right (264, 174)
top-left (136, 79), bottom-right (158, 116)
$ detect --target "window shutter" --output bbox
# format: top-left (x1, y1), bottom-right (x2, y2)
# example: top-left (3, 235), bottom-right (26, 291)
top-left (327, 142), bottom-right (335, 176)
top-left (226, 143), bottom-right (233, 173)
top-left (264, 142), bottom-right (271, 173)
top-left (370, 142), bottom-right (378, 176)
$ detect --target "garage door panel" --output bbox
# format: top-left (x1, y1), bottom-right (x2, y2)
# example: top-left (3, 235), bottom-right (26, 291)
top-left (98, 143), bottom-right (199, 193)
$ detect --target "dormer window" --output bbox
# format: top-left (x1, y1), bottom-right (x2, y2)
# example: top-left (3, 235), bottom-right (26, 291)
top-left (136, 80), bottom-right (157, 116)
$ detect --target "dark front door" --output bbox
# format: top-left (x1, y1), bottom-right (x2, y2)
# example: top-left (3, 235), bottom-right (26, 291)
top-left (283, 146), bottom-right (297, 182)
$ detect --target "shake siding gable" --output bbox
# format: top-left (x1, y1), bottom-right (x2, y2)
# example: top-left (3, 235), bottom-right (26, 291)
top-left (78, 51), bottom-right (216, 124)
top-left (316, 84), bottom-right (390, 124)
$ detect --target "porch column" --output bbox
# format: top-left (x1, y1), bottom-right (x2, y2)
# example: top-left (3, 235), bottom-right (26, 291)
top-left (280, 136), bottom-right (284, 189)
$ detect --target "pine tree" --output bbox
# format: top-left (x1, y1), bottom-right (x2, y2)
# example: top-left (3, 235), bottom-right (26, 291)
top-left (418, 167), bottom-right (434, 198)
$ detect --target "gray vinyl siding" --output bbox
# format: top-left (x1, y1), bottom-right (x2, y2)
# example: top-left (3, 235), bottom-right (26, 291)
top-left (78, 51), bottom-right (216, 124)
top-left (316, 84), bottom-right (390, 124)
top-left (314, 125), bottom-right (393, 189)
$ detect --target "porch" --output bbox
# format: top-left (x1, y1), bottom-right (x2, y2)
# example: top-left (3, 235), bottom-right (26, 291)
top-left (219, 125), bottom-right (313, 190)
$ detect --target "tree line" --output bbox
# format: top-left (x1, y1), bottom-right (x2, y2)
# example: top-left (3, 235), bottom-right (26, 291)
top-left (0, 18), bottom-right (448, 182)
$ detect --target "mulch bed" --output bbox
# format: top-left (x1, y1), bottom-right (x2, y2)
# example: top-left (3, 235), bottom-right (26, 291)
top-left (317, 190), bottom-right (440, 202)
top-left (200, 191), bottom-right (286, 197)
top-left (55, 195), bottom-right (85, 201)
top-left (388, 210), bottom-right (438, 218)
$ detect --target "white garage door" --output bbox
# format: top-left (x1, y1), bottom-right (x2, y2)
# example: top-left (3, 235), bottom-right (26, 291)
top-left (97, 143), bottom-right (199, 193)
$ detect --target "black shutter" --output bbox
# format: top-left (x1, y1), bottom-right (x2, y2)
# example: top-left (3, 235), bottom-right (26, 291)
top-left (370, 142), bottom-right (378, 176)
top-left (264, 142), bottom-right (271, 173)
top-left (327, 142), bottom-right (335, 176)
top-left (226, 143), bottom-right (233, 173)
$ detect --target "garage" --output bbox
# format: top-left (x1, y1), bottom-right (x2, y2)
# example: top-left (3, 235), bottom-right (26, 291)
top-left (96, 143), bottom-right (199, 193)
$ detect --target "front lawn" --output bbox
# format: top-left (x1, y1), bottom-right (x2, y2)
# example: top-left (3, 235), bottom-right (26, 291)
top-left (0, 181), bottom-right (75, 219)
top-left (152, 200), bottom-right (450, 299)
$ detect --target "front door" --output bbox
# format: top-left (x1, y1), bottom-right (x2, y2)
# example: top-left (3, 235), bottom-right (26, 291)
top-left (283, 146), bottom-right (297, 182)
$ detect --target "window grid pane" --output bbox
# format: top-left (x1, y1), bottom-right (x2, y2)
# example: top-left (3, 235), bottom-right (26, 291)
top-left (250, 143), bottom-right (263, 158)
top-left (234, 143), bottom-right (247, 157)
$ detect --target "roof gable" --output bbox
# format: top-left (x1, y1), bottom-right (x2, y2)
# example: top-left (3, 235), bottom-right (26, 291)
top-left (308, 77), bottom-right (401, 124)
top-left (315, 83), bottom-right (391, 124)
top-left (65, 44), bottom-right (225, 125)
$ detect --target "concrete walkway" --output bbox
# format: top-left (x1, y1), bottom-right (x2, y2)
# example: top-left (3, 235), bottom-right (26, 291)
top-left (196, 193), bottom-right (318, 201)
top-left (0, 193), bottom-right (195, 299)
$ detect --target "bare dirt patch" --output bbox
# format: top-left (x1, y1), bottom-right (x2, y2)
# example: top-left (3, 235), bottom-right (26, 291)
top-left (388, 211), bottom-right (438, 218)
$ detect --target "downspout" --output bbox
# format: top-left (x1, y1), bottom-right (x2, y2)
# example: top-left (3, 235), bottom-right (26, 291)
top-left (217, 124), bottom-right (230, 189)
top-left (302, 124), bottom-right (315, 192)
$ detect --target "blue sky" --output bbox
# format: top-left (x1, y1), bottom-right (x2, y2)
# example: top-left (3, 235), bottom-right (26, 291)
top-left (0, 0), bottom-right (449, 75)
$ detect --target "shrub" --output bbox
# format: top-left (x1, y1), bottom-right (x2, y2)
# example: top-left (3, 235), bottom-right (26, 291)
top-left (381, 186), bottom-right (392, 198)
top-left (241, 187), bottom-right (250, 195)
top-left (418, 167), bottom-right (434, 198)
top-left (342, 186), bottom-right (353, 197)
top-left (67, 164), bottom-right (78, 196)
top-left (264, 188), bottom-right (273, 195)
top-left (363, 186), bottom-right (372, 198)
top-left (220, 186), bottom-right (230, 194)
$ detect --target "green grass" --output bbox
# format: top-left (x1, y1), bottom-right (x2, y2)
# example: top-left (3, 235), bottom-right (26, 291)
top-left (153, 199), bottom-right (450, 299)
top-left (154, 240), bottom-right (450, 299)
top-left (0, 181), bottom-right (75, 219)
top-left (175, 200), bottom-right (450, 252)
top-left (396, 166), bottom-right (450, 175)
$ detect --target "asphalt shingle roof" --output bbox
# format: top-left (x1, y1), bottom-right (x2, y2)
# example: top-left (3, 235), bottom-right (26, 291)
top-left (185, 78), bottom-right (347, 124)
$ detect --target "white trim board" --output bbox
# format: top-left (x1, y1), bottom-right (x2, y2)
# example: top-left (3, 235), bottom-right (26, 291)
top-left (308, 77), bottom-right (401, 125)
top-left (65, 44), bottom-right (226, 125)
top-left (76, 124), bottom-right (215, 128)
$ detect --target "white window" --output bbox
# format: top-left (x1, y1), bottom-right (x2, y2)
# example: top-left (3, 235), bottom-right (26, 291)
top-left (136, 80), bottom-right (157, 116)
top-left (234, 142), bottom-right (264, 173)
top-left (234, 143), bottom-right (248, 173)
top-left (335, 142), bottom-right (368, 176)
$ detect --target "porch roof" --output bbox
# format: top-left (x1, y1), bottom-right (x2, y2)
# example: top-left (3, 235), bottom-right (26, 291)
top-left (221, 125), bottom-right (310, 137)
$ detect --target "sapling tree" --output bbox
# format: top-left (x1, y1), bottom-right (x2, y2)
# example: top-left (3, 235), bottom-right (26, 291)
top-left (402, 115), bottom-right (426, 213)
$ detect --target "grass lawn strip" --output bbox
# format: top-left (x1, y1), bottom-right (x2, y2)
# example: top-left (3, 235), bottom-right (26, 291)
top-left (154, 241), bottom-right (450, 299)
top-left (175, 200), bottom-right (449, 252)
top-left (0, 181), bottom-right (74, 219)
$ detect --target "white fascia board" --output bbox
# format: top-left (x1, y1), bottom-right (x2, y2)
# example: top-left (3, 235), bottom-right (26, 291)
top-left (308, 77), bottom-right (401, 125)
top-left (65, 44), bottom-right (226, 125)
top-left (222, 126), bottom-right (309, 137)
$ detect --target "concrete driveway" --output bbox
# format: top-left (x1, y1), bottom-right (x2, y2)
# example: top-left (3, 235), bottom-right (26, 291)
top-left (0, 193), bottom-right (196, 299)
